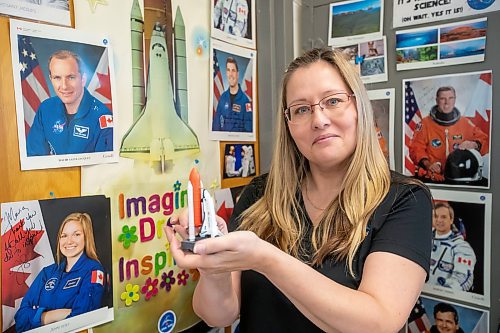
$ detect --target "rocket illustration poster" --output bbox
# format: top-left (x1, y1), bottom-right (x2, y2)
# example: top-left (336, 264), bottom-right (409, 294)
top-left (75, 0), bottom-right (222, 332)
top-left (1, 196), bottom-right (113, 333)
top-left (9, 19), bottom-right (119, 171)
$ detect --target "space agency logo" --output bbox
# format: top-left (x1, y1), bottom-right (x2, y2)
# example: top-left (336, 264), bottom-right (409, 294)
top-left (73, 125), bottom-right (90, 139)
top-left (467, 0), bottom-right (495, 10)
top-left (45, 277), bottom-right (58, 291)
top-left (158, 310), bottom-right (176, 333)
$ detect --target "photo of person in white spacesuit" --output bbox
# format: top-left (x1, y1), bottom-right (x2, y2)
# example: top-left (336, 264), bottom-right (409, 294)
top-left (429, 201), bottom-right (476, 291)
top-left (213, 0), bottom-right (250, 38)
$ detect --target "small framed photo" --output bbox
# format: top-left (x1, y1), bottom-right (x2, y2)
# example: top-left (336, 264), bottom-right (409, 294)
top-left (10, 19), bottom-right (118, 170)
top-left (407, 295), bottom-right (489, 333)
top-left (328, 0), bottom-right (383, 47)
top-left (0, 0), bottom-right (71, 26)
top-left (210, 39), bottom-right (256, 141)
top-left (220, 142), bottom-right (258, 188)
top-left (367, 88), bottom-right (394, 169)
top-left (1, 195), bottom-right (113, 333)
top-left (211, 0), bottom-right (256, 49)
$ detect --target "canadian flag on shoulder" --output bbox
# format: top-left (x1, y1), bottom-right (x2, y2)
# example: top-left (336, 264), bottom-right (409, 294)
top-left (99, 114), bottom-right (113, 129)
top-left (91, 270), bottom-right (104, 285)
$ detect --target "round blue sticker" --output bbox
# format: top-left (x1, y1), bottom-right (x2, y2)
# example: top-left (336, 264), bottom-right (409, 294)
top-left (467, 0), bottom-right (495, 10)
top-left (158, 310), bottom-right (176, 333)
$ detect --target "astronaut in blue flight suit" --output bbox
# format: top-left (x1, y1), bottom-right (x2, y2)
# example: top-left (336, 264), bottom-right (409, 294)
top-left (26, 50), bottom-right (113, 156)
top-left (15, 213), bottom-right (105, 332)
top-left (212, 57), bottom-right (252, 133)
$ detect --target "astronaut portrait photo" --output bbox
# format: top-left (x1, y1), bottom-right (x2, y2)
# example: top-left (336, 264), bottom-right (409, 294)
top-left (1, 195), bottom-right (113, 333)
top-left (403, 71), bottom-right (492, 189)
top-left (211, 0), bottom-right (256, 49)
top-left (10, 20), bottom-right (118, 171)
top-left (210, 39), bottom-right (256, 141)
top-left (407, 295), bottom-right (489, 333)
top-left (423, 190), bottom-right (491, 307)
top-left (368, 88), bottom-right (394, 168)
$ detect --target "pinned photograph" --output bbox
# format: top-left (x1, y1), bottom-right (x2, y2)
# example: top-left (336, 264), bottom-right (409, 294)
top-left (220, 142), bottom-right (258, 188)
top-left (368, 88), bottom-right (394, 168)
top-left (210, 39), bottom-right (256, 141)
top-left (396, 18), bottom-right (487, 71)
top-left (424, 189), bottom-right (491, 306)
top-left (0, 0), bottom-right (71, 26)
top-left (10, 19), bottom-right (118, 170)
top-left (1, 195), bottom-right (113, 333)
top-left (328, 0), bottom-right (383, 47)
top-left (402, 71), bottom-right (492, 188)
top-left (334, 37), bottom-right (387, 83)
top-left (407, 295), bottom-right (489, 333)
top-left (211, 0), bottom-right (256, 49)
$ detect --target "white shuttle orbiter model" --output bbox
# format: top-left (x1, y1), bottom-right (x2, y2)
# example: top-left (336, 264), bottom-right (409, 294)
top-left (122, 2), bottom-right (199, 172)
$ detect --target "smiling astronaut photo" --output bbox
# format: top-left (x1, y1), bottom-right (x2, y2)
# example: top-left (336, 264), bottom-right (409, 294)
top-left (424, 190), bottom-right (491, 307)
top-left (1, 195), bottom-right (113, 333)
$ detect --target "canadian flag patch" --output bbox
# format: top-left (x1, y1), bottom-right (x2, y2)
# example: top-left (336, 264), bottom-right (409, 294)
top-left (99, 115), bottom-right (113, 129)
top-left (245, 103), bottom-right (252, 112)
top-left (91, 270), bottom-right (104, 285)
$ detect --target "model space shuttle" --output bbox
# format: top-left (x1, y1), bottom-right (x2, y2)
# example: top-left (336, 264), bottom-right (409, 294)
top-left (121, 0), bottom-right (199, 172)
top-left (182, 168), bottom-right (223, 252)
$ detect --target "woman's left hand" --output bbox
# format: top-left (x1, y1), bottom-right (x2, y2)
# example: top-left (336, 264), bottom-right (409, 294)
top-left (165, 228), bottom-right (270, 274)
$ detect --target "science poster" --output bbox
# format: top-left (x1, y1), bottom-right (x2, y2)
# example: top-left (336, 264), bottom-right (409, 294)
top-left (394, 0), bottom-right (499, 28)
top-left (424, 189), bottom-right (491, 307)
top-left (407, 295), bottom-right (489, 333)
top-left (1, 196), bottom-right (113, 333)
top-left (328, 0), bottom-right (383, 47)
top-left (0, 0), bottom-right (71, 26)
top-left (77, 0), bottom-right (219, 331)
top-left (368, 88), bottom-right (394, 168)
top-left (396, 18), bottom-right (487, 71)
top-left (335, 36), bottom-right (388, 84)
top-left (10, 19), bottom-right (118, 171)
top-left (211, 0), bottom-right (256, 49)
top-left (402, 71), bottom-right (492, 189)
top-left (210, 39), bottom-right (257, 142)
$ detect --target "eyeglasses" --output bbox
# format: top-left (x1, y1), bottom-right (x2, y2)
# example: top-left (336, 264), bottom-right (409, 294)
top-left (284, 92), bottom-right (355, 125)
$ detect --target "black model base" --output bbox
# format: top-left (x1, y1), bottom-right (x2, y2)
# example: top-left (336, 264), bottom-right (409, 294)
top-left (181, 240), bottom-right (197, 252)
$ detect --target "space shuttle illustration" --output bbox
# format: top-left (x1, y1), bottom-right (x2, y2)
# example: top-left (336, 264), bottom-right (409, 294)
top-left (121, 0), bottom-right (200, 172)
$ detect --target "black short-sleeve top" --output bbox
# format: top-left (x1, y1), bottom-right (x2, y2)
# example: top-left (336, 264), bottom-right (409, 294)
top-left (228, 172), bottom-right (432, 332)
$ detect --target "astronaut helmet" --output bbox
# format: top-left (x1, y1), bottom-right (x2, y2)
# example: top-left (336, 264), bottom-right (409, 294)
top-left (444, 148), bottom-right (483, 182)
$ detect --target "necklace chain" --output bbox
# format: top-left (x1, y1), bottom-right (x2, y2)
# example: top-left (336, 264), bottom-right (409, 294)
top-left (304, 182), bottom-right (327, 211)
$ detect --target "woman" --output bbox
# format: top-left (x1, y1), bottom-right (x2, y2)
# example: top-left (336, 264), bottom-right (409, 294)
top-left (15, 213), bottom-right (105, 332)
top-left (165, 48), bottom-right (432, 332)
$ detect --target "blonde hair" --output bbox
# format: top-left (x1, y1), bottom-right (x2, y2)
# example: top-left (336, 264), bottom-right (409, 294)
top-left (56, 212), bottom-right (100, 265)
top-left (238, 48), bottom-right (391, 275)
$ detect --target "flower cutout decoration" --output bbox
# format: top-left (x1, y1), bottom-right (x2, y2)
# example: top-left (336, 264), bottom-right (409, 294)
top-left (141, 277), bottom-right (159, 301)
top-left (120, 283), bottom-right (140, 306)
top-left (118, 225), bottom-right (138, 249)
top-left (173, 180), bottom-right (181, 192)
top-left (160, 270), bottom-right (176, 292)
top-left (189, 269), bottom-right (200, 282)
top-left (177, 269), bottom-right (190, 286)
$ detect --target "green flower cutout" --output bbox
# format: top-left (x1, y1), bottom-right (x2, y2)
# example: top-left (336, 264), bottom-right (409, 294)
top-left (118, 225), bottom-right (138, 249)
top-left (120, 283), bottom-right (140, 306)
top-left (173, 180), bottom-right (181, 192)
